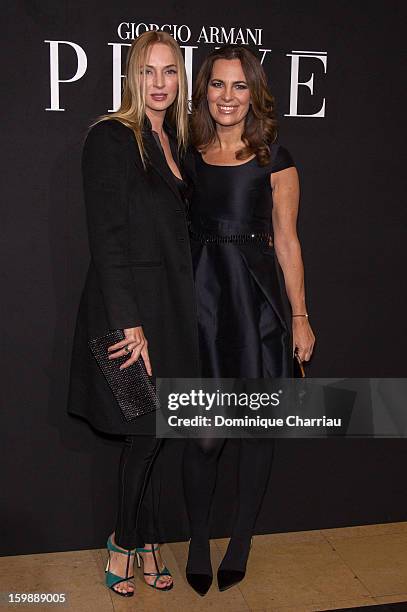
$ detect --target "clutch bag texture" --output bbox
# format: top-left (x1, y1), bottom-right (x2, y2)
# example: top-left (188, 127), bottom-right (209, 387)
top-left (88, 329), bottom-right (159, 421)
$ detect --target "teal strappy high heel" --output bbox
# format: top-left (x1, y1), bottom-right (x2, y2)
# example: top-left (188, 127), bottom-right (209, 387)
top-left (105, 534), bottom-right (136, 597)
top-left (135, 545), bottom-right (174, 591)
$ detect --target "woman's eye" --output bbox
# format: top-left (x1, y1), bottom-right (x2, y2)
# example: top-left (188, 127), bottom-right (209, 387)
top-left (141, 69), bottom-right (152, 75)
top-left (235, 84), bottom-right (248, 90)
top-left (210, 81), bottom-right (223, 88)
top-left (166, 69), bottom-right (177, 75)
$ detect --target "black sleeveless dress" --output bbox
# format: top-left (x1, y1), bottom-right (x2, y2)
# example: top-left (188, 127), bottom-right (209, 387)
top-left (189, 144), bottom-right (295, 378)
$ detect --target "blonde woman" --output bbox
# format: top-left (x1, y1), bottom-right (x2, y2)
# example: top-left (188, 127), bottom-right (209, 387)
top-left (67, 31), bottom-right (200, 597)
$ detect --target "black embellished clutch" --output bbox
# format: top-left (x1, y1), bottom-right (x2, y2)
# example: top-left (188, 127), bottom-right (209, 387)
top-left (294, 352), bottom-right (306, 378)
top-left (88, 329), bottom-right (159, 421)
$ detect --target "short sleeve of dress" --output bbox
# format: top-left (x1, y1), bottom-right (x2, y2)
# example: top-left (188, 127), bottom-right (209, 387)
top-left (271, 145), bottom-right (295, 173)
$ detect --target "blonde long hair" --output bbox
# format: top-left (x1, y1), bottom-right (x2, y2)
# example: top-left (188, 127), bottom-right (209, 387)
top-left (94, 30), bottom-right (189, 166)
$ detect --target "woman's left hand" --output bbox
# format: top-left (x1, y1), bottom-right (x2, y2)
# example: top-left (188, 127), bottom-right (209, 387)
top-left (293, 317), bottom-right (315, 362)
top-left (107, 326), bottom-right (152, 375)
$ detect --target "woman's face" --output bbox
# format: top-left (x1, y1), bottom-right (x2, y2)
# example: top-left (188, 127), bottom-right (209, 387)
top-left (141, 43), bottom-right (179, 114)
top-left (207, 58), bottom-right (251, 128)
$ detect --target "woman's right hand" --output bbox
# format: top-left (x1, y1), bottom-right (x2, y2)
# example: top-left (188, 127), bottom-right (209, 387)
top-left (107, 326), bottom-right (152, 375)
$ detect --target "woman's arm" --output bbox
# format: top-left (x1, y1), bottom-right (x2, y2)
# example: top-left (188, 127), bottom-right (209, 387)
top-left (82, 120), bottom-right (141, 330)
top-left (271, 167), bottom-right (315, 361)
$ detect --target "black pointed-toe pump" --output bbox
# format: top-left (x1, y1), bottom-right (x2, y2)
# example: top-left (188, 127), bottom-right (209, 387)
top-left (186, 536), bottom-right (213, 596)
top-left (217, 536), bottom-right (253, 592)
top-left (186, 571), bottom-right (213, 596)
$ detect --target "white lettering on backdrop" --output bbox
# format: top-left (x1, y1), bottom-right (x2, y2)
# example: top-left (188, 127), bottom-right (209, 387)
top-left (44, 23), bottom-right (327, 117)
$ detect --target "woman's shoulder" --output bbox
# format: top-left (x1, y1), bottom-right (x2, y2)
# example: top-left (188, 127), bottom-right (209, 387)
top-left (84, 118), bottom-right (134, 148)
top-left (270, 143), bottom-right (296, 173)
top-left (82, 119), bottom-right (137, 177)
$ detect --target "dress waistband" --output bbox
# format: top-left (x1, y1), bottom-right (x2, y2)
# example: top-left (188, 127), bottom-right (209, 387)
top-left (189, 228), bottom-right (273, 245)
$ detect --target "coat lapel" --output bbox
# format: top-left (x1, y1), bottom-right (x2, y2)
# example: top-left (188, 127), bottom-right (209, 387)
top-left (143, 120), bottom-right (184, 205)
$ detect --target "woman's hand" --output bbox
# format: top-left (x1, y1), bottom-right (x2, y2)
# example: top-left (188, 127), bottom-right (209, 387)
top-left (293, 318), bottom-right (315, 362)
top-left (107, 326), bottom-right (152, 375)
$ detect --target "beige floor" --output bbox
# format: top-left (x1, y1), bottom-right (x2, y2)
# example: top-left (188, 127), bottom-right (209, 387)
top-left (1, 522), bottom-right (407, 611)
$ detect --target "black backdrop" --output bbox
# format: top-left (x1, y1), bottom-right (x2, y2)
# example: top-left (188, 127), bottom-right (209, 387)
top-left (2, 1), bottom-right (407, 556)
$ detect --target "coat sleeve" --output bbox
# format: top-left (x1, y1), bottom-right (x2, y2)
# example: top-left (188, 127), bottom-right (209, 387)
top-left (82, 120), bottom-right (142, 329)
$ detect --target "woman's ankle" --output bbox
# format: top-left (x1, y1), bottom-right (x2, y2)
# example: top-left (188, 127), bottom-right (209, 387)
top-left (219, 535), bottom-right (252, 572)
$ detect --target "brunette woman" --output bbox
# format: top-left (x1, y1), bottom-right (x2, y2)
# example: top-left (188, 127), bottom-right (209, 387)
top-left (183, 45), bottom-right (315, 594)
top-left (67, 31), bottom-right (199, 597)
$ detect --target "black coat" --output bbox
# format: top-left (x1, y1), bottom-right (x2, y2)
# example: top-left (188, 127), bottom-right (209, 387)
top-left (67, 118), bottom-right (200, 435)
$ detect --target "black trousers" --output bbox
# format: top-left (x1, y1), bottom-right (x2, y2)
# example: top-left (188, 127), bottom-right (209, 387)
top-left (114, 435), bottom-right (163, 549)
top-left (183, 437), bottom-right (275, 539)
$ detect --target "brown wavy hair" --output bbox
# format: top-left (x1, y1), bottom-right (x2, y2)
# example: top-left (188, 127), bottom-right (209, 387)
top-left (191, 45), bottom-right (278, 166)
